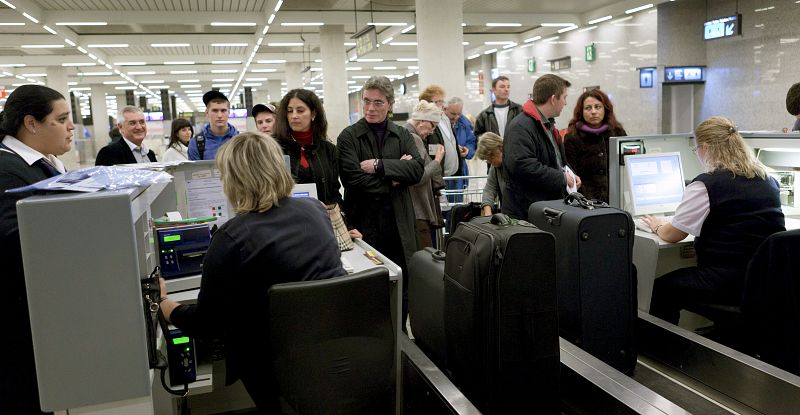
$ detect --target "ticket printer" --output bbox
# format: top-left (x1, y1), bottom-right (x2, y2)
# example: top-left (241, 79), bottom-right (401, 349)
top-left (156, 224), bottom-right (211, 279)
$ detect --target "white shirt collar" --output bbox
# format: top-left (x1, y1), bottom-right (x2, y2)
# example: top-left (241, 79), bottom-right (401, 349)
top-left (123, 137), bottom-right (148, 155)
top-left (1, 135), bottom-right (66, 173)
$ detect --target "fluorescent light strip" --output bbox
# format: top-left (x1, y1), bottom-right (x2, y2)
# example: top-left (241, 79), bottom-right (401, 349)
top-left (374, 66), bottom-right (397, 70)
top-left (139, 80), bottom-right (165, 84)
top-left (485, 41), bottom-right (516, 45)
top-left (212, 78), bottom-right (234, 82)
top-left (625, 3), bottom-right (654, 14)
top-left (87, 44), bottom-right (128, 48)
top-left (382, 37), bottom-right (394, 45)
top-left (467, 53), bottom-right (480, 59)
top-left (401, 25), bottom-right (415, 34)
top-left (267, 14), bottom-right (276, 24)
top-left (22, 13), bottom-right (39, 23)
top-left (357, 58), bottom-right (383, 62)
top-left (116, 62), bottom-right (146, 66)
top-left (541, 23), bottom-right (575, 27)
top-left (55, 21), bottom-right (107, 26)
top-left (587, 15), bottom-right (613, 24)
top-left (177, 79), bottom-right (200, 83)
top-left (164, 61), bottom-right (194, 65)
top-left (212, 60), bottom-right (241, 64)
top-left (274, 0), bottom-right (283, 11)
top-left (368, 22), bottom-right (407, 26)
top-left (485, 22), bottom-right (521, 27)
top-left (212, 69), bottom-right (238, 73)
top-left (210, 22), bottom-right (257, 26)
top-left (344, 42), bottom-right (356, 46)
top-left (257, 59), bottom-right (287, 63)
top-left (280, 22), bottom-right (324, 26)
top-left (62, 62), bottom-right (95, 67)
top-left (484, 48), bottom-right (498, 54)
top-left (502, 43), bottom-right (517, 49)
top-left (128, 71), bottom-right (156, 75)
top-left (77, 72), bottom-right (112, 76)
top-left (389, 42), bottom-right (417, 46)
top-left (558, 25), bottom-right (578, 33)
top-left (610, 16), bottom-right (634, 24)
top-left (211, 43), bottom-right (249, 47)
top-left (115, 86), bottom-right (137, 90)
top-left (170, 70), bottom-right (197, 74)
top-left (21, 73), bottom-right (46, 77)
top-left (103, 81), bottom-right (128, 85)
top-left (180, 84), bottom-right (202, 88)
top-left (267, 42), bottom-right (303, 46)
top-left (151, 43), bottom-right (190, 47)
top-left (524, 36), bottom-right (542, 43)
top-left (64, 39), bottom-right (76, 46)
top-left (250, 69), bottom-right (277, 73)
top-left (0, 63), bottom-right (25, 67)
top-left (542, 36), bottom-right (560, 42)
top-left (42, 25), bottom-right (57, 34)
top-left (246, 77), bottom-right (268, 81)
top-left (0, 22), bottom-right (25, 26)
top-left (579, 26), bottom-right (598, 32)
top-left (0, 0), bottom-right (17, 9)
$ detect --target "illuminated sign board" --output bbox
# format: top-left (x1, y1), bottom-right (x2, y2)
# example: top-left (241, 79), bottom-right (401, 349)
top-left (639, 67), bottom-right (655, 88)
top-left (704, 14), bottom-right (741, 40)
top-left (353, 26), bottom-right (377, 57)
top-left (664, 66), bottom-right (705, 84)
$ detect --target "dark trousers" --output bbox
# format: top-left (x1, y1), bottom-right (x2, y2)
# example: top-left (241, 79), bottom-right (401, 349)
top-left (363, 211), bottom-right (410, 331)
top-left (649, 266), bottom-right (744, 325)
top-left (0, 354), bottom-right (50, 415)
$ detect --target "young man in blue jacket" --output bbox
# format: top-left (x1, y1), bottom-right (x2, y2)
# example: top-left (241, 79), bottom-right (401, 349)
top-left (188, 90), bottom-right (239, 160)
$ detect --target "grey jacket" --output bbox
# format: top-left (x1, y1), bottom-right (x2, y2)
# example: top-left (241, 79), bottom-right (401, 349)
top-left (474, 100), bottom-right (523, 138)
top-left (481, 164), bottom-right (507, 211)
top-left (403, 123), bottom-right (443, 226)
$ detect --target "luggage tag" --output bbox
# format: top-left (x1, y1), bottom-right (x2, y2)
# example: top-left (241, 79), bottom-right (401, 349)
top-left (364, 250), bottom-right (384, 265)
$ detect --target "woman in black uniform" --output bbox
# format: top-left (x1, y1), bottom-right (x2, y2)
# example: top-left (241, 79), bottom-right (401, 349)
top-left (1, 84), bottom-right (74, 414)
top-left (644, 116), bottom-right (785, 325)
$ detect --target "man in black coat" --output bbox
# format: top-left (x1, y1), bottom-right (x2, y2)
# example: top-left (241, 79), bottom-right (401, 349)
top-left (503, 74), bottom-right (580, 219)
top-left (95, 106), bottom-right (156, 165)
top-left (474, 75), bottom-right (523, 139)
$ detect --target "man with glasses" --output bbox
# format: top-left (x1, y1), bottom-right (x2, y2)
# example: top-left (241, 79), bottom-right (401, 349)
top-left (504, 74), bottom-right (580, 219)
top-left (337, 75), bottom-right (424, 329)
top-left (252, 103), bottom-right (276, 136)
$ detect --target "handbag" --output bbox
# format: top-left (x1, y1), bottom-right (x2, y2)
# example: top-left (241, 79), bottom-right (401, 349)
top-left (325, 203), bottom-right (354, 251)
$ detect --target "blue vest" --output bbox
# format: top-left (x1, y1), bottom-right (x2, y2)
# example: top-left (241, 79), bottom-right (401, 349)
top-left (693, 170), bottom-right (785, 269)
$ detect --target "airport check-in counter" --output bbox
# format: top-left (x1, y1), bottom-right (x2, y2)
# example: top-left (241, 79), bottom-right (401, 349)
top-left (16, 161), bottom-right (404, 415)
top-left (608, 133), bottom-right (800, 314)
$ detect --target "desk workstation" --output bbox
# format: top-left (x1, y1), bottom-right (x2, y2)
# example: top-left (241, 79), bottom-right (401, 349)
top-left (16, 160), bottom-right (403, 415)
top-left (608, 133), bottom-right (800, 316)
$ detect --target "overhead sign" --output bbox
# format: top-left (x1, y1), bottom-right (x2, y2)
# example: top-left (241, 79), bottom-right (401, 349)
top-left (352, 26), bottom-right (377, 57)
top-left (528, 58), bottom-right (536, 72)
top-left (664, 66), bottom-right (705, 84)
top-left (549, 56), bottom-right (571, 71)
top-left (704, 14), bottom-right (741, 40)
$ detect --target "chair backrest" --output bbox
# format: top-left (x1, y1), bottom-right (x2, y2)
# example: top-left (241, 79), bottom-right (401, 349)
top-left (741, 229), bottom-right (800, 375)
top-left (268, 267), bottom-right (395, 415)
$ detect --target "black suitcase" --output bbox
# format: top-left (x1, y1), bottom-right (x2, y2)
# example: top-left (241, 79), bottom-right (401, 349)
top-left (407, 247), bottom-right (447, 370)
top-left (444, 214), bottom-right (559, 414)
top-left (528, 193), bottom-right (638, 374)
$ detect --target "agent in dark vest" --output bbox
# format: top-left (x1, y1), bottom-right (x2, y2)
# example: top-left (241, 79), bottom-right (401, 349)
top-left (0, 84), bottom-right (73, 414)
top-left (643, 116), bottom-right (785, 325)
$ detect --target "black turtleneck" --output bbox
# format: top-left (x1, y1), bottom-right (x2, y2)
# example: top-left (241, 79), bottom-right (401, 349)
top-left (367, 118), bottom-right (389, 149)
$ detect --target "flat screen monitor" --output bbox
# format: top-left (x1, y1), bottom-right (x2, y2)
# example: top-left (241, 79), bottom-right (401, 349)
top-left (624, 152), bottom-right (685, 216)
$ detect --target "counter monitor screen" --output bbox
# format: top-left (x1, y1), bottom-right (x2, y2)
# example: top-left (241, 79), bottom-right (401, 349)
top-left (625, 152), bottom-right (685, 216)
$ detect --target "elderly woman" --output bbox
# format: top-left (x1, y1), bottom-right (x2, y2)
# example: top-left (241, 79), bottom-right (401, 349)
top-left (476, 132), bottom-right (506, 216)
top-left (159, 132), bottom-right (345, 412)
top-left (403, 100), bottom-right (445, 248)
top-left (564, 89), bottom-right (627, 202)
top-left (0, 84), bottom-right (73, 414)
top-left (644, 116), bottom-right (785, 325)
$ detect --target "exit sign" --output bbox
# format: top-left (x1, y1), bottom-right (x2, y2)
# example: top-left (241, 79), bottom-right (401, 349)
top-left (528, 58), bottom-right (536, 72)
top-left (585, 44), bottom-right (596, 62)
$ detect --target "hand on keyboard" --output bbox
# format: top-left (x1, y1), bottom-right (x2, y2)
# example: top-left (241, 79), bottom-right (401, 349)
top-left (634, 218), bottom-right (653, 233)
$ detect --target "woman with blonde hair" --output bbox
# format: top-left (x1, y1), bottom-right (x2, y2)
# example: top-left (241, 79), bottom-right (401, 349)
top-left (476, 132), bottom-right (506, 216)
top-left (403, 100), bottom-right (445, 247)
top-left (159, 132), bottom-right (345, 411)
top-left (644, 116), bottom-right (785, 325)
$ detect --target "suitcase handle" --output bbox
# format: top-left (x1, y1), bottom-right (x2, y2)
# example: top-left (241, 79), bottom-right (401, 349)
top-left (423, 246), bottom-right (446, 261)
top-left (564, 192), bottom-right (609, 210)
top-left (542, 207), bottom-right (564, 226)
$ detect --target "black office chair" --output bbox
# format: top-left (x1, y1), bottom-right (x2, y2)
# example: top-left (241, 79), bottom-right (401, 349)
top-left (268, 267), bottom-right (395, 415)
top-left (740, 229), bottom-right (800, 375)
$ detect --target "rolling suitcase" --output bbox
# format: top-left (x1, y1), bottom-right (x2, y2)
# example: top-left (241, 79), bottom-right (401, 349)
top-left (407, 247), bottom-right (447, 370)
top-left (528, 193), bottom-right (638, 374)
top-left (446, 202), bottom-right (484, 237)
top-left (444, 214), bottom-right (559, 414)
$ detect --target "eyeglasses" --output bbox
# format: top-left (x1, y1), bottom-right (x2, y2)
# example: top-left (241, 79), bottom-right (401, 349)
top-left (363, 98), bottom-right (387, 108)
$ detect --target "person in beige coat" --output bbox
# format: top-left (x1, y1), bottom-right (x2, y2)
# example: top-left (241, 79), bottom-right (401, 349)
top-left (403, 100), bottom-right (445, 248)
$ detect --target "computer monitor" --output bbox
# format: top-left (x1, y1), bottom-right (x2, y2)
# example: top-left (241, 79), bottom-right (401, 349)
top-left (624, 152), bottom-right (685, 216)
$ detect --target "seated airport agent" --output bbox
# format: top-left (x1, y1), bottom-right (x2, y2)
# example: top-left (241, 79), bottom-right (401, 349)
top-left (158, 132), bottom-right (346, 412)
top-left (95, 106), bottom-right (157, 165)
top-left (643, 116), bottom-right (785, 325)
top-left (187, 90), bottom-right (239, 160)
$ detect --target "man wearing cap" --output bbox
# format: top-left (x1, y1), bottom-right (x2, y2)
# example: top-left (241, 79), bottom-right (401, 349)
top-left (96, 106), bottom-right (157, 165)
top-left (188, 91), bottom-right (239, 160)
top-left (252, 103), bottom-right (276, 136)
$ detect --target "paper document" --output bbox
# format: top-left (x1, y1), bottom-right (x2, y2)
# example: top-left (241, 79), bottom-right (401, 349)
top-left (564, 166), bottom-right (578, 194)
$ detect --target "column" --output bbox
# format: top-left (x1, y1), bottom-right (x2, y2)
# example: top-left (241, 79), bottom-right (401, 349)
top-left (284, 62), bottom-right (303, 90)
top-left (90, 84), bottom-right (111, 150)
top-left (267, 79), bottom-right (282, 102)
top-left (416, 0), bottom-right (466, 100)
top-left (320, 24), bottom-right (349, 140)
top-left (481, 54), bottom-right (493, 108)
top-left (244, 87), bottom-right (256, 132)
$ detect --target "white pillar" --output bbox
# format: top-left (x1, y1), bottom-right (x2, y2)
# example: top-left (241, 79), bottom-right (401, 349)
top-left (416, 0), bottom-right (466, 100)
top-left (90, 84), bottom-right (111, 148)
top-left (285, 62), bottom-right (303, 90)
top-left (267, 80), bottom-right (282, 102)
top-left (320, 24), bottom-right (349, 141)
top-left (481, 54), bottom-right (493, 107)
top-left (46, 66), bottom-right (69, 103)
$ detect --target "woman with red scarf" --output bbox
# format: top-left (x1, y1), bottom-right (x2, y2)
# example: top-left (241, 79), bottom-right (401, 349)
top-left (273, 89), bottom-right (361, 241)
top-left (564, 89), bottom-right (627, 203)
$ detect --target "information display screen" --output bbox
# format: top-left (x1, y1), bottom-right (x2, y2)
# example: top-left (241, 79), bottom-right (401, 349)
top-left (704, 14), bottom-right (741, 40)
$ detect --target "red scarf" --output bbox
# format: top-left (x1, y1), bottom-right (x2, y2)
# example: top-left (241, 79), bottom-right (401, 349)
top-left (291, 129), bottom-right (314, 168)
top-left (522, 99), bottom-right (563, 143)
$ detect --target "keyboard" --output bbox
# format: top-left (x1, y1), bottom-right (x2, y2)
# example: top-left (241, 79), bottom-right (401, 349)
top-left (633, 215), bottom-right (674, 234)
top-left (341, 256), bottom-right (354, 274)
